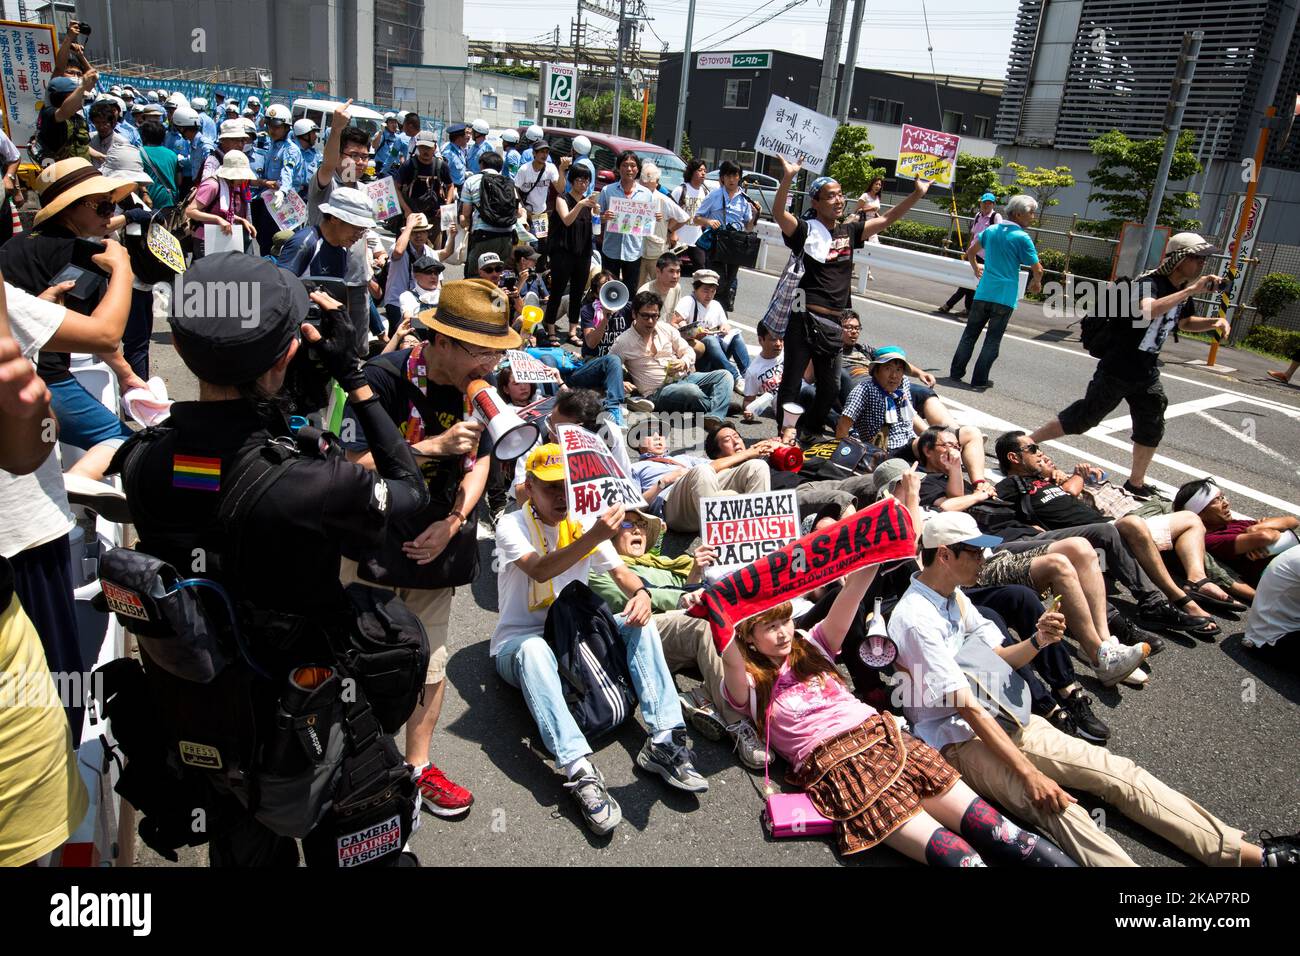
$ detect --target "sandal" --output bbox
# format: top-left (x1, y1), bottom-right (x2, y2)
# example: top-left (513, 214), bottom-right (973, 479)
top-left (567, 327), bottom-right (583, 347)
top-left (1171, 595), bottom-right (1222, 640)
top-left (1183, 578), bottom-right (1249, 615)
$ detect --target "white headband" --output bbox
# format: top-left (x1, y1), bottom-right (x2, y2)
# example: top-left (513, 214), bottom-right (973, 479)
top-left (1183, 482), bottom-right (1220, 514)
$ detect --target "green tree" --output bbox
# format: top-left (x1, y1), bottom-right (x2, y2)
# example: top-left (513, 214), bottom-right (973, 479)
top-left (952, 153), bottom-right (1006, 214)
top-left (825, 125), bottom-right (886, 197)
top-left (1251, 273), bottom-right (1300, 324)
top-left (575, 92), bottom-right (654, 139)
top-left (1082, 129), bottom-right (1202, 238)
top-left (1006, 161), bottom-right (1075, 210)
top-left (679, 131), bottom-right (692, 162)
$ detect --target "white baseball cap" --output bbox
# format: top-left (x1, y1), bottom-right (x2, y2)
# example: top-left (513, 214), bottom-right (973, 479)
top-left (919, 512), bottom-right (1003, 550)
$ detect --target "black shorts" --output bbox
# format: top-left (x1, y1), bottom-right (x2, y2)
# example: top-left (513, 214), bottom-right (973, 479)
top-left (1058, 368), bottom-right (1168, 447)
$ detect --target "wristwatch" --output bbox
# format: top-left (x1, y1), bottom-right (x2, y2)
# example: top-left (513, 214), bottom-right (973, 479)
top-left (1029, 634), bottom-right (1042, 651)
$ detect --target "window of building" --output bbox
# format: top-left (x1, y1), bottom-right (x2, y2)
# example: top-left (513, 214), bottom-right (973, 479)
top-left (887, 101), bottom-right (904, 125)
top-left (482, 93), bottom-right (498, 110)
top-left (972, 115), bottom-right (991, 138)
top-left (724, 79), bottom-right (751, 109)
top-left (513, 98), bottom-right (528, 114)
top-left (942, 110), bottom-right (963, 133)
top-left (868, 97), bottom-right (888, 122)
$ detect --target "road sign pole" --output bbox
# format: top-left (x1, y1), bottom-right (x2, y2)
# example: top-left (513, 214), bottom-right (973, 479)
top-left (640, 86), bottom-right (649, 140)
top-left (671, 0), bottom-right (696, 157)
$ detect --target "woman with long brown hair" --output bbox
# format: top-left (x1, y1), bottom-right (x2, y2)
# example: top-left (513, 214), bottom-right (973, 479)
top-left (720, 562), bottom-right (1074, 866)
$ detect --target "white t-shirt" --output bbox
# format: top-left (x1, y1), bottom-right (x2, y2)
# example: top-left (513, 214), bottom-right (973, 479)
top-left (398, 286), bottom-right (440, 318)
top-left (0, 284), bottom-right (74, 558)
top-left (743, 352), bottom-right (785, 398)
top-left (1244, 547), bottom-right (1300, 648)
top-left (491, 507), bottom-right (621, 656)
top-left (514, 162), bottom-right (559, 215)
top-left (674, 295), bottom-right (737, 348)
top-left (672, 182), bottom-right (712, 246)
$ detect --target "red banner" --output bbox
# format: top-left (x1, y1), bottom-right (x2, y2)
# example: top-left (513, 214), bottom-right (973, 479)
top-left (687, 498), bottom-right (917, 652)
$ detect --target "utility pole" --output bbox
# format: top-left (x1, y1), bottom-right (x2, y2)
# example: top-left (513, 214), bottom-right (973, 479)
top-left (612, 0), bottom-right (627, 135)
top-left (836, 0), bottom-right (865, 122)
top-left (671, 0), bottom-right (696, 156)
top-left (815, 0), bottom-right (848, 118)
top-left (1137, 31), bottom-right (1202, 272)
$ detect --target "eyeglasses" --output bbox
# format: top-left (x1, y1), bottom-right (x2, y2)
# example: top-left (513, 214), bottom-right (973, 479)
top-left (80, 198), bottom-right (115, 218)
top-left (342, 149), bottom-right (369, 162)
top-left (935, 439), bottom-right (960, 450)
top-left (454, 340), bottom-right (505, 361)
top-left (946, 543), bottom-right (984, 558)
top-left (635, 310), bottom-right (660, 320)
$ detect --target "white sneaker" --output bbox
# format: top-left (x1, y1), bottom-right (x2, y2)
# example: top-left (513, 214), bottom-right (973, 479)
top-left (1092, 640), bottom-right (1149, 687)
top-left (626, 396), bottom-right (655, 413)
top-left (726, 720), bottom-right (771, 771)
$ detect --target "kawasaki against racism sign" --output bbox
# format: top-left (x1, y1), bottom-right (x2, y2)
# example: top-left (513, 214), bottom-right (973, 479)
top-left (755, 95), bottom-right (839, 175)
top-left (897, 124), bottom-right (961, 188)
top-left (700, 489), bottom-right (801, 569)
top-left (688, 498), bottom-right (917, 652)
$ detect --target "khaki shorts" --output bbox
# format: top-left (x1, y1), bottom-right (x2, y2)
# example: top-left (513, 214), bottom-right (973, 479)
top-left (1143, 513), bottom-right (1174, 551)
top-left (339, 557), bottom-right (453, 685)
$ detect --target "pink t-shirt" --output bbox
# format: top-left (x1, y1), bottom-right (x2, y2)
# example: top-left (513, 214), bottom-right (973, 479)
top-left (722, 623), bottom-right (876, 771)
top-left (193, 178), bottom-right (249, 220)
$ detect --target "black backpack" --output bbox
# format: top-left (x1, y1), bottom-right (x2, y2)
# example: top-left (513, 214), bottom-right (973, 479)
top-left (477, 172), bottom-right (520, 228)
top-left (1079, 276), bottom-right (1133, 358)
top-left (542, 581), bottom-right (637, 742)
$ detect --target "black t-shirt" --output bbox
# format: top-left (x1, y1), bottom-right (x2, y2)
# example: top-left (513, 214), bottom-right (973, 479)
top-left (919, 471), bottom-right (1041, 541)
top-left (785, 218), bottom-right (866, 313)
top-left (1098, 272), bottom-right (1193, 380)
top-left (276, 225), bottom-right (349, 283)
top-left (0, 227), bottom-right (107, 383)
top-left (994, 474), bottom-right (1106, 530)
top-left (550, 192), bottom-right (593, 256)
top-left (395, 156), bottom-right (453, 214)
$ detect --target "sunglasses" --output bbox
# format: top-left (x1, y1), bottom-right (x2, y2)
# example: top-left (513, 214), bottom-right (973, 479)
top-left (481, 265), bottom-right (505, 274)
top-left (946, 543), bottom-right (984, 558)
top-left (620, 520), bottom-right (647, 530)
top-left (80, 198), bottom-right (116, 217)
top-left (1019, 442), bottom-right (1040, 455)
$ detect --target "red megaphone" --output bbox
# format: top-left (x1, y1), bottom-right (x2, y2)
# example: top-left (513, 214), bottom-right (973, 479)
top-left (769, 444), bottom-right (804, 472)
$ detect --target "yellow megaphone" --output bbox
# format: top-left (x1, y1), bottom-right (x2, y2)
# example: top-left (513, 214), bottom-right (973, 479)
top-left (520, 305), bottom-right (545, 336)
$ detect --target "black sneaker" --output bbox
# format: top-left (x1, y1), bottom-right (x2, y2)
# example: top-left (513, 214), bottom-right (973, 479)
top-left (1046, 705), bottom-right (1079, 738)
top-left (1122, 480), bottom-right (1161, 500)
top-left (1260, 830), bottom-right (1300, 867)
top-left (636, 729), bottom-right (709, 793)
top-left (1137, 598), bottom-right (1219, 641)
top-left (1064, 688), bottom-right (1111, 744)
top-left (1109, 608), bottom-right (1166, 656)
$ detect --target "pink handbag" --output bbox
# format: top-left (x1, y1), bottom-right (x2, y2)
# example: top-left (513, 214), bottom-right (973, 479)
top-left (759, 693), bottom-right (834, 838)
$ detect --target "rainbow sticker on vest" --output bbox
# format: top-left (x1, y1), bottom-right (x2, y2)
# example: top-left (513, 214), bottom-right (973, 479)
top-left (173, 454), bottom-right (221, 491)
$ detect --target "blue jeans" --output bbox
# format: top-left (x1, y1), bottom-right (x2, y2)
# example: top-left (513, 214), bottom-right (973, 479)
top-left (697, 333), bottom-right (751, 380)
top-left (559, 355), bottom-right (626, 426)
top-left (949, 298), bottom-right (1014, 385)
top-left (650, 370), bottom-right (733, 419)
top-left (124, 287), bottom-right (153, 381)
top-left (47, 376), bottom-right (132, 450)
top-left (493, 618), bottom-right (685, 766)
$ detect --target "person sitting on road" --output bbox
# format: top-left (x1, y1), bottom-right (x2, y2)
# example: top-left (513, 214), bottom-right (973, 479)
top-left (629, 418), bottom-right (770, 533)
top-left (996, 433), bottom-right (1250, 618)
top-left (889, 510), bottom-right (1299, 868)
top-left (610, 290), bottom-right (734, 427)
top-left (742, 320), bottom-right (816, 424)
top-left (588, 509), bottom-right (770, 770)
top-left (720, 561), bottom-right (1076, 865)
top-left (492, 445), bottom-right (707, 836)
top-left (673, 269), bottom-right (750, 382)
top-left (914, 427), bottom-right (1152, 685)
top-left (1174, 477), bottom-right (1300, 591)
top-left (1242, 547), bottom-right (1300, 663)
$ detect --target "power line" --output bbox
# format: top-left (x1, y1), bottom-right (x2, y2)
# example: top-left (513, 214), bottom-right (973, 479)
top-left (692, 0), bottom-right (786, 47)
top-left (700, 0), bottom-right (811, 51)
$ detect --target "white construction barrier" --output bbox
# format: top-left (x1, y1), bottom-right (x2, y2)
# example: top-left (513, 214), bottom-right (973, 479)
top-left (858, 240), bottom-right (1030, 299)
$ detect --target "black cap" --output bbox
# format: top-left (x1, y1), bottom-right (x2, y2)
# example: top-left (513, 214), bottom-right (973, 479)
top-left (168, 253), bottom-right (308, 386)
top-left (412, 254), bottom-right (445, 274)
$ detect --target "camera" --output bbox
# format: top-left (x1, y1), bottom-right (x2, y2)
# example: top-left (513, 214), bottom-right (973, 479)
top-left (301, 279), bottom-right (346, 329)
top-left (500, 269), bottom-right (518, 292)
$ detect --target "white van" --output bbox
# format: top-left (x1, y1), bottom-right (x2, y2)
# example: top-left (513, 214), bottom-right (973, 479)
top-left (291, 98), bottom-right (386, 141)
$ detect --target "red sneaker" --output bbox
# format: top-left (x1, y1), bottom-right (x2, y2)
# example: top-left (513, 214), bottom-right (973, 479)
top-left (416, 762), bottom-right (474, 818)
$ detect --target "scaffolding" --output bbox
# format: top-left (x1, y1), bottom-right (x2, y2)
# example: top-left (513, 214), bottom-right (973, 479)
top-left (89, 59), bottom-right (271, 87)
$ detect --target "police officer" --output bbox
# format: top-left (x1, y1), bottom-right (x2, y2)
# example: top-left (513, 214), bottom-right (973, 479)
top-left (501, 129), bottom-right (522, 178)
top-left (251, 104), bottom-right (302, 254)
top-left (294, 118), bottom-right (321, 194)
top-left (441, 123), bottom-right (470, 189)
top-left (107, 253), bottom-right (430, 866)
top-left (373, 112), bottom-right (407, 177)
top-left (467, 118), bottom-right (491, 174)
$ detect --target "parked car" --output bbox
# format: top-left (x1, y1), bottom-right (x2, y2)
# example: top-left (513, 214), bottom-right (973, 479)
top-left (292, 98), bottom-right (386, 140)
top-left (704, 169), bottom-right (792, 220)
top-left (515, 126), bottom-right (688, 190)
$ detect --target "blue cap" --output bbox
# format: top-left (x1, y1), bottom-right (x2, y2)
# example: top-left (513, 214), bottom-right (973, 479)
top-left (48, 76), bottom-right (78, 94)
top-left (809, 176), bottom-right (837, 199)
top-left (979, 192), bottom-right (997, 203)
top-left (869, 345), bottom-right (908, 368)
top-left (447, 123), bottom-right (467, 137)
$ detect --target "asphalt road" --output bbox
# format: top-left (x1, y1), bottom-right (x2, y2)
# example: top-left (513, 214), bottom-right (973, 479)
top-left (135, 257), bottom-right (1300, 868)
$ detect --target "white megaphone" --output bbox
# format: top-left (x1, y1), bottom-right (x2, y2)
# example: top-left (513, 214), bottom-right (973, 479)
top-left (598, 279), bottom-right (629, 313)
top-left (857, 597), bottom-right (898, 669)
top-left (781, 402), bottom-right (804, 431)
top-left (467, 379), bottom-right (541, 460)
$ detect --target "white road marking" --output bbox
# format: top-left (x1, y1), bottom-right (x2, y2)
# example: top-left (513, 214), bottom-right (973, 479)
top-left (1194, 409), bottom-right (1300, 474)
top-left (1092, 393), bottom-right (1240, 435)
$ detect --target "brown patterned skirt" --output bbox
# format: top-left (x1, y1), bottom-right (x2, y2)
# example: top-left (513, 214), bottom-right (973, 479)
top-left (789, 713), bottom-right (961, 856)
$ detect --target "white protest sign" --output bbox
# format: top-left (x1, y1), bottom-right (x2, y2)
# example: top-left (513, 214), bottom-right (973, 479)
top-left (700, 489), bottom-right (801, 569)
top-left (261, 187), bottom-right (309, 233)
top-left (203, 223), bottom-right (245, 254)
top-left (608, 195), bottom-right (655, 236)
top-left (754, 95), bottom-right (839, 175)
top-left (440, 203), bottom-right (457, 231)
top-left (556, 423), bottom-right (644, 528)
top-left (365, 176), bottom-right (403, 221)
top-left (506, 349), bottom-right (562, 384)
top-left (0, 20), bottom-right (56, 156)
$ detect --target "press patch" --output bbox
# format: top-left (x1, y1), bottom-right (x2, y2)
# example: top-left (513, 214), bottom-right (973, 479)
top-left (337, 814), bottom-right (401, 867)
top-left (178, 740), bottom-right (223, 769)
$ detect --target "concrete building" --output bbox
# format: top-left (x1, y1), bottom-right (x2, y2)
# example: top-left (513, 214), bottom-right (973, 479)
top-left (995, 0), bottom-right (1300, 247)
top-left (655, 50), bottom-right (1003, 176)
top-left (72, 0), bottom-right (470, 105)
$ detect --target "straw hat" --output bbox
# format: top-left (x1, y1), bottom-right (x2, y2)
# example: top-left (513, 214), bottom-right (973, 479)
top-left (34, 158), bottom-right (136, 226)
top-left (215, 150), bottom-right (257, 182)
top-left (419, 278), bottom-right (523, 351)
